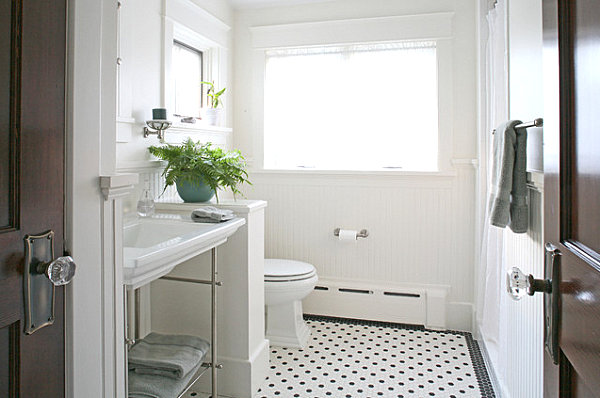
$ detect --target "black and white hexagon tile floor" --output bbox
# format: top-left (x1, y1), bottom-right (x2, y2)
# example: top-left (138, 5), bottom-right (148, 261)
top-left (187, 315), bottom-right (496, 398)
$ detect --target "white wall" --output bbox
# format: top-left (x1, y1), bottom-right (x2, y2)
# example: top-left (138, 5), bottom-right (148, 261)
top-left (116, 0), bottom-right (234, 164)
top-left (116, 0), bottom-right (479, 332)
top-left (234, 0), bottom-right (479, 331)
top-left (116, 0), bottom-right (235, 211)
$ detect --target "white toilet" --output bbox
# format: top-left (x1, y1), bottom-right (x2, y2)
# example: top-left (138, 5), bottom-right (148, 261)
top-left (264, 259), bottom-right (318, 348)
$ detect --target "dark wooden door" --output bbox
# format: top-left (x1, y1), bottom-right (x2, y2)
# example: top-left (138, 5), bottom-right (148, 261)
top-left (0, 0), bottom-right (66, 396)
top-left (543, 0), bottom-right (600, 396)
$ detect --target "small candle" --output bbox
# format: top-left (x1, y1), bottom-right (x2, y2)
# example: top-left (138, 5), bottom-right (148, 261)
top-left (152, 108), bottom-right (167, 120)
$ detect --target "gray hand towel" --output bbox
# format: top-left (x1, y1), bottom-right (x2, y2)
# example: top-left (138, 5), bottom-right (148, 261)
top-left (489, 120), bottom-right (521, 229)
top-left (191, 206), bottom-right (234, 223)
top-left (509, 126), bottom-right (528, 233)
top-left (128, 362), bottom-right (203, 398)
top-left (128, 333), bottom-right (209, 380)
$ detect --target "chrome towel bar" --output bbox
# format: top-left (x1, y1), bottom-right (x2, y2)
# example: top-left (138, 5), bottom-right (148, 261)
top-left (515, 118), bottom-right (543, 129)
top-left (493, 118), bottom-right (543, 134)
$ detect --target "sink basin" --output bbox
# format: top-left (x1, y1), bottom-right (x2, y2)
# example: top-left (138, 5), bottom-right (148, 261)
top-left (122, 214), bottom-right (245, 288)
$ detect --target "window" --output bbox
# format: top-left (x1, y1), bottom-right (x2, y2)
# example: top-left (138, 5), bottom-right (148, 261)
top-left (263, 41), bottom-right (439, 171)
top-left (172, 41), bottom-right (203, 118)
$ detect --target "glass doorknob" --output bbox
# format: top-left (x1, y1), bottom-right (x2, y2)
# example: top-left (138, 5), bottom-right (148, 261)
top-left (507, 266), bottom-right (551, 300)
top-left (37, 256), bottom-right (76, 286)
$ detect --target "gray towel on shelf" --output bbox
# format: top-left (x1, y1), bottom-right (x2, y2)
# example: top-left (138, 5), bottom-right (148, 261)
top-left (191, 206), bottom-right (234, 223)
top-left (509, 126), bottom-right (529, 233)
top-left (489, 120), bottom-right (529, 233)
top-left (128, 362), bottom-right (203, 398)
top-left (128, 333), bottom-right (209, 380)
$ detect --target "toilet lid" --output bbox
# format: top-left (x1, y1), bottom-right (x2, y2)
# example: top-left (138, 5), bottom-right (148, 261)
top-left (264, 259), bottom-right (316, 281)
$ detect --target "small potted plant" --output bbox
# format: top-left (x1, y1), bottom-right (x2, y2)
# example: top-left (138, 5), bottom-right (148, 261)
top-left (201, 81), bottom-right (226, 126)
top-left (149, 138), bottom-right (250, 203)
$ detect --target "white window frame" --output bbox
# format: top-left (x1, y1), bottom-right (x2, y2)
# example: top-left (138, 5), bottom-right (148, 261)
top-left (250, 12), bottom-right (455, 174)
top-left (161, 0), bottom-right (230, 138)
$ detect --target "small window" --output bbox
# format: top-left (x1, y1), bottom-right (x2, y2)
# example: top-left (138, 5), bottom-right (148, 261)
top-left (263, 41), bottom-right (438, 171)
top-left (172, 41), bottom-right (203, 118)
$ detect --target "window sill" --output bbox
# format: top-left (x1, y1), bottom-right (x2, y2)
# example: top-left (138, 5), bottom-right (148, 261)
top-left (247, 168), bottom-right (459, 188)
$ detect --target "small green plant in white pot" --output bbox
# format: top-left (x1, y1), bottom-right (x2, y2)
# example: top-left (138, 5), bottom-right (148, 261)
top-left (201, 81), bottom-right (226, 126)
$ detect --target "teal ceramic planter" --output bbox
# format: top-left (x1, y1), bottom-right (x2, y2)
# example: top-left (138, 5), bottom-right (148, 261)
top-left (176, 179), bottom-right (215, 203)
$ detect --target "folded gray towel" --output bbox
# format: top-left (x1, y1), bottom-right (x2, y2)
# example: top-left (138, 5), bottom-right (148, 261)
top-left (128, 362), bottom-right (203, 398)
top-left (128, 333), bottom-right (209, 380)
top-left (489, 120), bottom-right (522, 229)
top-left (191, 217), bottom-right (233, 224)
top-left (509, 127), bottom-right (528, 233)
top-left (191, 206), bottom-right (234, 223)
top-left (141, 333), bottom-right (210, 351)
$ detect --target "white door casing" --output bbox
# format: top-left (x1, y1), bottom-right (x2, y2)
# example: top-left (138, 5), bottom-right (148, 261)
top-left (66, 0), bottom-right (124, 397)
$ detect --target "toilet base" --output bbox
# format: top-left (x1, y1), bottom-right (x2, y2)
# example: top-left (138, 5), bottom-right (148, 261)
top-left (266, 300), bottom-right (311, 348)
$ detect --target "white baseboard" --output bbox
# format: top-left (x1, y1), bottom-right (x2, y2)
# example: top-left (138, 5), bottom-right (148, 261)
top-left (249, 339), bottom-right (270, 396)
top-left (190, 339), bottom-right (270, 398)
top-left (476, 325), bottom-right (508, 398)
top-left (446, 302), bottom-right (474, 331)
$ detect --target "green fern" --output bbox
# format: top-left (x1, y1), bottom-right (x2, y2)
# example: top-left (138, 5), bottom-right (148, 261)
top-left (148, 138), bottom-right (251, 203)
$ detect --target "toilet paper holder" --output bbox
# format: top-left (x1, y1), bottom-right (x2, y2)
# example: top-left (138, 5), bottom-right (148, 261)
top-left (333, 228), bottom-right (369, 239)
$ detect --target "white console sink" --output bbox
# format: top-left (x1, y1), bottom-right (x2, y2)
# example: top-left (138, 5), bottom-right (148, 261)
top-left (122, 214), bottom-right (245, 288)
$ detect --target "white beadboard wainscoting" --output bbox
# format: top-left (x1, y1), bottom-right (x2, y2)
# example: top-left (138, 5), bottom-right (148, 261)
top-left (482, 172), bottom-right (544, 398)
top-left (244, 163), bottom-right (477, 332)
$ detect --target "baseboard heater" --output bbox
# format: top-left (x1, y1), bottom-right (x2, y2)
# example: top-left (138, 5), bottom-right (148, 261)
top-left (383, 291), bottom-right (421, 298)
top-left (304, 279), bottom-right (447, 329)
top-left (325, 287), bottom-right (422, 299)
top-left (338, 288), bottom-right (372, 294)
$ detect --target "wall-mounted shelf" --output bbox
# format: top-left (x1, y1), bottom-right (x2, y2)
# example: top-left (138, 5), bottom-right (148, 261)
top-left (115, 160), bottom-right (166, 173)
top-left (163, 125), bottom-right (232, 146)
top-left (168, 124), bottom-right (232, 134)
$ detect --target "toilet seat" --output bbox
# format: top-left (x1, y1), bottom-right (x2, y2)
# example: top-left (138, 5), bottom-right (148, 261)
top-left (265, 259), bottom-right (316, 282)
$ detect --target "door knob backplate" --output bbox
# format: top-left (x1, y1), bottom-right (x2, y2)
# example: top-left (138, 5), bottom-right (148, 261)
top-left (23, 230), bottom-right (76, 334)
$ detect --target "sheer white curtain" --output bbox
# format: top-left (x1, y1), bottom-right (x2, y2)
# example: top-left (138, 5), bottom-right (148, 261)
top-left (476, 0), bottom-right (508, 368)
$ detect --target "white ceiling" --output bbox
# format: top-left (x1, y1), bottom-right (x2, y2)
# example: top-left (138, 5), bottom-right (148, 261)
top-left (228, 0), bottom-right (336, 10)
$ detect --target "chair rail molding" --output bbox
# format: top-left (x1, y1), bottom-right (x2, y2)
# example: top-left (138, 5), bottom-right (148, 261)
top-left (100, 174), bottom-right (139, 200)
